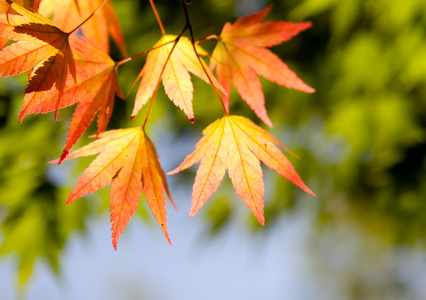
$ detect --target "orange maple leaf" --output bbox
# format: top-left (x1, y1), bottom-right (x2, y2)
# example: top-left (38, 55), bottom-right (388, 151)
top-left (132, 34), bottom-right (225, 122)
top-left (39, 0), bottom-right (127, 57)
top-left (57, 128), bottom-right (176, 250)
top-left (169, 115), bottom-right (315, 225)
top-left (0, 1), bottom-right (77, 119)
top-left (210, 5), bottom-right (315, 127)
top-left (19, 35), bottom-right (122, 162)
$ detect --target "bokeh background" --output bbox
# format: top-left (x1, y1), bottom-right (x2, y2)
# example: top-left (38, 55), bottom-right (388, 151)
top-left (1, 0), bottom-right (425, 299)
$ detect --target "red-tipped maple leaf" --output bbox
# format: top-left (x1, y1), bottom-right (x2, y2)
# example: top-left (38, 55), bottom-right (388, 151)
top-left (132, 34), bottom-right (225, 122)
top-left (169, 115), bottom-right (314, 225)
top-left (210, 5), bottom-right (314, 127)
top-left (39, 0), bottom-right (127, 57)
top-left (0, 1), bottom-right (76, 119)
top-left (56, 128), bottom-right (175, 250)
top-left (19, 35), bottom-right (123, 162)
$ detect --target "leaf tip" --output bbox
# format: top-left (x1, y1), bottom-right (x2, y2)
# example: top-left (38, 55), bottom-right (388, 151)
top-left (166, 234), bottom-right (172, 246)
top-left (301, 21), bottom-right (313, 30)
top-left (297, 180), bottom-right (316, 196)
top-left (47, 158), bottom-right (59, 164)
top-left (54, 108), bottom-right (59, 122)
top-left (168, 196), bottom-right (178, 212)
top-left (166, 168), bottom-right (178, 175)
top-left (305, 187), bottom-right (316, 196)
top-left (189, 117), bottom-right (195, 124)
top-left (265, 118), bottom-right (273, 128)
top-left (58, 150), bottom-right (69, 165)
top-left (112, 241), bottom-right (118, 251)
top-left (111, 230), bottom-right (121, 251)
top-left (305, 86), bottom-right (315, 93)
top-left (189, 205), bottom-right (201, 219)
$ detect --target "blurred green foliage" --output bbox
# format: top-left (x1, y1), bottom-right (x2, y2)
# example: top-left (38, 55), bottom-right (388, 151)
top-left (0, 0), bottom-right (425, 294)
top-left (0, 79), bottom-right (90, 284)
top-left (279, 0), bottom-right (426, 245)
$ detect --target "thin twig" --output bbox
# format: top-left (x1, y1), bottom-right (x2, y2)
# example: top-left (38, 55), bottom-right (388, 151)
top-left (68, 0), bottom-right (109, 35)
top-left (149, 0), bottom-right (166, 35)
top-left (196, 34), bottom-right (220, 45)
top-left (178, 0), bottom-right (228, 114)
top-left (116, 39), bottom-right (176, 68)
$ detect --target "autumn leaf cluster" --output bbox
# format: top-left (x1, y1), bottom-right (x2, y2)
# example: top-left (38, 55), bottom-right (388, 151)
top-left (0, 0), bottom-right (314, 249)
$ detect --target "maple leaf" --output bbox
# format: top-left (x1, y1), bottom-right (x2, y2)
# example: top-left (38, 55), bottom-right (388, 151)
top-left (169, 115), bottom-right (315, 225)
top-left (19, 35), bottom-right (122, 162)
top-left (210, 5), bottom-right (315, 127)
top-left (0, 1), bottom-right (77, 119)
top-left (39, 0), bottom-right (127, 57)
top-left (132, 34), bottom-right (225, 122)
top-left (56, 128), bottom-right (176, 250)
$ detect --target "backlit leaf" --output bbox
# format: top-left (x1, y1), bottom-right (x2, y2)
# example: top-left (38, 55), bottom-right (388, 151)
top-left (132, 35), bottom-right (225, 122)
top-left (169, 115), bottom-right (315, 225)
top-left (211, 5), bottom-right (314, 127)
top-left (16, 35), bottom-right (122, 162)
top-left (39, 0), bottom-right (127, 57)
top-left (55, 128), bottom-right (175, 249)
top-left (0, 1), bottom-right (77, 119)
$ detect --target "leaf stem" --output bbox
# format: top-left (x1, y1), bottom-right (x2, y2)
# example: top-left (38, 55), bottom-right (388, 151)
top-left (149, 0), bottom-right (166, 35)
top-left (196, 34), bottom-right (221, 45)
top-left (178, 0), bottom-right (228, 114)
top-left (67, 0), bottom-right (109, 35)
top-left (116, 40), bottom-right (175, 68)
